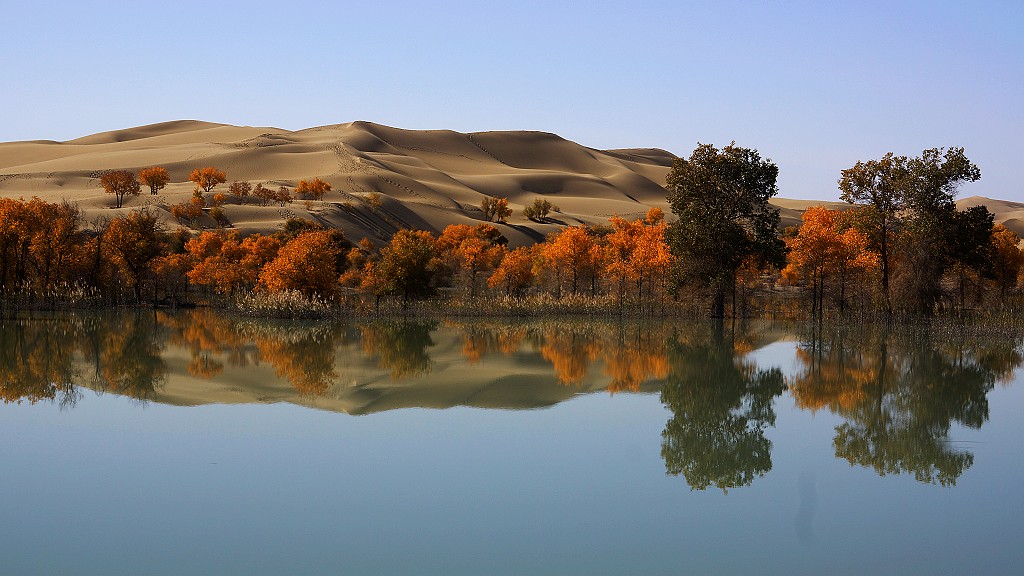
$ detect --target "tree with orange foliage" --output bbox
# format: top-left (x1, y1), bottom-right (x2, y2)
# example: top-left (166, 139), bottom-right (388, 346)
top-left (990, 223), bottom-right (1024, 302)
top-left (481, 196), bottom-right (513, 223)
top-left (258, 230), bottom-right (343, 298)
top-left (25, 199), bottom-right (83, 291)
top-left (436, 224), bottom-right (507, 297)
top-left (523, 198), bottom-right (555, 222)
top-left (295, 177), bottom-right (332, 200)
top-left (187, 231), bottom-right (282, 296)
top-left (100, 170), bottom-right (141, 208)
top-left (339, 238), bottom-right (375, 289)
top-left (605, 209), bottom-right (672, 306)
top-left (188, 167), bottom-right (227, 194)
top-left (228, 181), bottom-right (251, 202)
top-left (186, 232), bottom-right (237, 294)
top-left (488, 245), bottom-right (536, 296)
top-left (151, 253), bottom-right (191, 303)
top-left (541, 226), bottom-right (603, 296)
top-left (169, 199), bottom-right (203, 226)
top-left (782, 206), bottom-right (878, 316)
top-left (0, 198), bottom-right (29, 293)
top-left (253, 183), bottom-right (291, 206)
top-left (138, 166), bottom-right (171, 195)
top-left (0, 198), bottom-right (87, 295)
top-left (103, 208), bottom-right (168, 301)
top-left (363, 229), bottom-right (438, 306)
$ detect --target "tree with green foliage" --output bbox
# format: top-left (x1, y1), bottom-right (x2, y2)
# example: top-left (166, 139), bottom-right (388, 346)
top-left (365, 229), bottom-right (438, 307)
top-left (522, 198), bottom-right (555, 222)
top-left (665, 142), bottom-right (784, 317)
top-left (837, 153), bottom-right (909, 315)
top-left (840, 147), bottom-right (982, 315)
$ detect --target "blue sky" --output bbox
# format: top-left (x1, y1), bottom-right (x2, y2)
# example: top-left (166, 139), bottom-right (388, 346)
top-left (2, 0), bottom-right (1021, 200)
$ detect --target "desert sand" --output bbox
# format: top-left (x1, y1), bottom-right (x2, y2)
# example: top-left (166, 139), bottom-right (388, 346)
top-left (1, 120), bottom-right (1019, 244)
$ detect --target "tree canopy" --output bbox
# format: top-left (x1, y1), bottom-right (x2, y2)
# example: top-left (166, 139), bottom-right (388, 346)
top-left (666, 142), bottom-right (784, 317)
top-left (840, 147), bottom-right (983, 315)
top-left (138, 166), bottom-right (171, 196)
top-left (100, 170), bottom-right (141, 208)
top-left (189, 167), bottom-right (227, 194)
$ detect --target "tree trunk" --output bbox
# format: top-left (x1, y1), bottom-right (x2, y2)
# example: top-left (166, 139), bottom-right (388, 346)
top-left (880, 225), bottom-right (892, 317)
top-left (711, 287), bottom-right (726, 318)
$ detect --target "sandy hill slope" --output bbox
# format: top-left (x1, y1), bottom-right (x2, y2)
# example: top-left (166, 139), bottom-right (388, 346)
top-left (0, 121), bottom-right (1017, 243)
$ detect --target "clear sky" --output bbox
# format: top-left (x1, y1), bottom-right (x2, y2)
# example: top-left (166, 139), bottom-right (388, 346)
top-left (2, 0), bottom-right (1021, 201)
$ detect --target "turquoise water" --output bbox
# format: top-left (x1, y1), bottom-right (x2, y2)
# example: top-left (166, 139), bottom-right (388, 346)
top-left (0, 313), bottom-right (1021, 575)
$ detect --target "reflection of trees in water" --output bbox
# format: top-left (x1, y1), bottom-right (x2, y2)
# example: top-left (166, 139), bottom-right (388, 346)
top-left (84, 312), bottom-right (167, 402)
top-left (455, 322), bottom-right (528, 363)
top-left (539, 324), bottom-right (603, 386)
top-left (604, 324), bottom-right (671, 393)
top-left (0, 312), bottom-right (168, 404)
top-left (246, 323), bottom-right (350, 397)
top-left (790, 325), bottom-right (1022, 486)
top-left (163, 310), bottom-right (354, 397)
top-left (162, 310), bottom-right (254, 378)
top-left (5, 311), bottom-right (1019, 492)
top-left (659, 322), bottom-right (786, 492)
top-left (360, 320), bottom-right (437, 380)
top-left (451, 320), bottom-right (673, 391)
top-left (0, 316), bottom-right (81, 406)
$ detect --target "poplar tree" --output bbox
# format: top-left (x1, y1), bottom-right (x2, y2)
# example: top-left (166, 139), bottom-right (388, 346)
top-left (666, 143), bottom-right (784, 317)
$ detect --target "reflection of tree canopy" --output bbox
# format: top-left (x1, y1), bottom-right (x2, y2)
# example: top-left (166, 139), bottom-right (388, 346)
top-left (162, 310), bottom-right (353, 397)
top-left (449, 320), bottom-right (673, 391)
top-left (455, 322), bottom-right (528, 363)
top-left (539, 324), bottom-right (602, 386)
top-left (84, 312), bottom-right (168, 401)
top-left (360, 320), bottom-right (437, 380)
top-left (604, 324), bottom-right (670, 393)
top-left (163, 309), bottom-right (254, 377)
top-left (660, 323), bottom-right (785, 492)
top-left (0, 316), bottom-right (81, 406)
top-left (246, 322), bottom-right (349, 397)
top-left (790, 325), bottom-right (1021, 486)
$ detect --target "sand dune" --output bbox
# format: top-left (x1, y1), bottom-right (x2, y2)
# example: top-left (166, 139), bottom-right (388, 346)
top-left (0, 121), bottom-right (1017, 244)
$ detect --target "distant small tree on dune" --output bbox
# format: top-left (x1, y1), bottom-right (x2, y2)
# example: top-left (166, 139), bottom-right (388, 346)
top-left (481, 196), bottom-right (513, 223)
top-left (139, 166), bottom-right (171, 195)
top-left (170, 201), bottom-right (202, 226)
top-left (252, 183), bottom-right (292, 206)
top-left (189, 167), bottom-right (227, 194)
top-left (100, 170), bottom-right (141, 208)
top-left (229, 181), bottom-right (251, 202)
top-left (210, 206), bottom-right (230, 228)
top-left (523, 198), bottom-right (555, 222)
top-left (274, 186), bottom-right (293, 206)
top-left (295, 177), bottom-right (332, 200)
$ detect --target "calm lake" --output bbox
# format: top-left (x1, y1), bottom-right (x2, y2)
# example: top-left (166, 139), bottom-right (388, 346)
top-left (1, 311), bottom-right (1022, 575)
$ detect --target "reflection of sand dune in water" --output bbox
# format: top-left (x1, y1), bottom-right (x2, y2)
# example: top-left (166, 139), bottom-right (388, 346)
top-left (112, 333), bottom-right (663, 414)
top-left (66, 320), bottom-right (790, 415)
top-left (14, 120), bottom-right (1015, 244)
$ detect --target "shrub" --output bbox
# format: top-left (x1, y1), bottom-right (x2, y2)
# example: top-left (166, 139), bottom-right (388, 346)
top-left (523, 198), bottom-right (555, 222)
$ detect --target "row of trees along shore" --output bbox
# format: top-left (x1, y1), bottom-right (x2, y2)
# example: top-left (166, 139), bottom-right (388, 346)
top-left (1, 144), bottom-right (1020, 318)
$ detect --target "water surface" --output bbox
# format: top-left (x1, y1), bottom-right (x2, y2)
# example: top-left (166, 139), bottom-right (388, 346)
top-left (1, 311), bottom-right (1021, 575)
